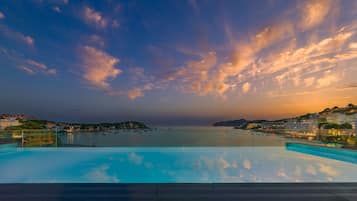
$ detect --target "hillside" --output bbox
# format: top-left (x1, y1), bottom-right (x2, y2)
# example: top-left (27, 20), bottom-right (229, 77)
top-left (213, 119), bottom-right (247, 127)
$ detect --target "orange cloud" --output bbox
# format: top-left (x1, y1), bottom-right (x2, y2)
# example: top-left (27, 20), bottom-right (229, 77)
top-left (303, 77), bottom-right (316, 87)
top-left (316, 71), bottom-right (339, 88)
top-left (349, 42), bottom-right (357, 49)
top-left (127, 83), bottom-right (153, 100)
top-left (102, 0), bottom-right (356, 103)
top-left (80, 46), bottom-right (121, 89)
top-left (242, 82), bottom-right (251, 93)
top-left (300, 0), bottom-right (332, 30)
top-left (161, 51), bottom-right (217, 95)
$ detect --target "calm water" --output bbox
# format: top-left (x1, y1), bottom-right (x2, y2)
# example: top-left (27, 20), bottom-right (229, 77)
top-left (2, 127), bottom-right (355, 183)
top-left (0, 146), bottom-right (356, 183)
top-left (59, 126), bottom-right (287, 147)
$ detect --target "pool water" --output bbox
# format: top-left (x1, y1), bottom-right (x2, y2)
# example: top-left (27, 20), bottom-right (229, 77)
top-left (0, 146), bottom-right (356, 183)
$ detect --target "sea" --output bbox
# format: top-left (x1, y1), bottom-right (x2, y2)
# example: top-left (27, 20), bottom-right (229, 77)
top-left (58, 126), bottom-right (288, 147)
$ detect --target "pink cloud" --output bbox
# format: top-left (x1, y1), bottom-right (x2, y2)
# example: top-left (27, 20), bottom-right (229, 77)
top-left (22, 35), bottom-right (34, 46)
top-left (18, 60), bottom-right (57, 76)
top-left (0, 11), bottom-right (5, 19)
top-left (0, 25), bottom-right (34, 46)
top-left (127, 83), bottom-right (153, 100)
top-left (83, 7), bottom-right (108, 28)
top-left (19, 66), bottom-right (35, 75)
top-left (299, 0), bottom-right (333, 30)
top-left (26, 59), bottom-right (47, 70)
top-left (82, 7), bottom-right (118, 29)
top-left (80, 46), bottom-right (121, 89)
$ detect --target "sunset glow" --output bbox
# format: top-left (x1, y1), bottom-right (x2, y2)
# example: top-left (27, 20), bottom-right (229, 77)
top-left (0, 0), bottom-right (356, 124)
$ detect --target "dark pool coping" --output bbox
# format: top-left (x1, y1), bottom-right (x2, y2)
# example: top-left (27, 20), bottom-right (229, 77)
top-left (0, 183), bottom-right (356, 201)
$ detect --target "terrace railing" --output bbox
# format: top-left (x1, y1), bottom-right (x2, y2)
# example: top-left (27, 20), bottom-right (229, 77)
top-left (0, 129), bottom-right (58, 147)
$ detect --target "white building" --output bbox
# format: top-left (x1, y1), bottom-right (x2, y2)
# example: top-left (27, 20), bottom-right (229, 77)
top-left (0, 118), bottom-right (21, 130)
top-left (325, 113), bottom-right (357, 124)
top-left (285, 119), bottom-right (317, 134)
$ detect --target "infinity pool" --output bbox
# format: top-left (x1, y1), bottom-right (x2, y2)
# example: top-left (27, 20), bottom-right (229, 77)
top-left (0, 146), bottom-right (356, 183)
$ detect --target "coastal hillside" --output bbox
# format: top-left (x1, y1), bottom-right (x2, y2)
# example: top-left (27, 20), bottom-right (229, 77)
top-left (0, 115), bottom-right (149, 131)
top-left (213, 119), bottom-right (247, 127)
top-left (213, 103), bottom-right (357, 127)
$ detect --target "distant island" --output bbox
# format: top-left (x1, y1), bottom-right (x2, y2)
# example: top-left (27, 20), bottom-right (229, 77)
top-left (0, 115), bottom-right (150, 133)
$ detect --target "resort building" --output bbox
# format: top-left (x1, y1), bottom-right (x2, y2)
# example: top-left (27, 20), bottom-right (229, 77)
top-left (324, 113), bottom-right (357, 125)
top-left (0, 117), bottom-right (21, 130)
top-left (285, 119), bottom-right (318, 134)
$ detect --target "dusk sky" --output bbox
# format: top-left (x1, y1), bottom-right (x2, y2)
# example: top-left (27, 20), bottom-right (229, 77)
top-left (0, 0), bottom-right (357, 125)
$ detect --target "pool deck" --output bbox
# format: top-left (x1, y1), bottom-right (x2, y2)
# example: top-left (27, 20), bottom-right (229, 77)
top-left (0, 183), bottom-right (356, 201)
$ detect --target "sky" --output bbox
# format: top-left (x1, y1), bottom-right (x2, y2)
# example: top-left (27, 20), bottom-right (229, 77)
top-left (0, 0), bottom-right (357, 125)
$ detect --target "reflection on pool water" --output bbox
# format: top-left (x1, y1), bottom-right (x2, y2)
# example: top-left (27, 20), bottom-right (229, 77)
top-left (0, 146), bottom-right (356, 183)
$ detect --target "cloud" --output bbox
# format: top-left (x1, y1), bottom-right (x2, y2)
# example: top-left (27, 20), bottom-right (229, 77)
top-left (112, 20), bottom-right (120, 28)
top-left (85, 34), bottom-right (105, 48)
top-left (339, 82), bottom-right (357, 89)
top-left (304, 77), bottom-right (316, 87)
top-left (242, 82), bottom-right (251, 93)
top-left (52, 6), bottom-right (61, 13)
top-left (92, 1), bottom-right (355, 101)
top-left (170, 20), bottom-right (295, 96)
top-left (0, 25), bottom-right (34, 46)
top-left (349, 42), bottom-right (357, 49)
top-left (253, 20), bottom-right (295, 51)
top-left (82, 7), bottom-right (118, 29)
top-left (27, 59), bottom-right (47, 70)
top-left (300, 0), bottom-right (332, 30)
top-left (0, 11), bottom-right (5, 19)
top-left (19, 59), bottom-right (57, 75)
top-left (160, 51), bottom-right (218, 95)
top-left (83, 7), bottom-right (108, 28)
top-left (79, 46), bottom-right (121, 89)
top-left (22, 36), bottom-right (34, 46)
top-left (19, 66), bottom-right (35, 75)
top-left (316, 71), bottom-right (339, 88)
top-left (127, 83), bottom-right (153, 100)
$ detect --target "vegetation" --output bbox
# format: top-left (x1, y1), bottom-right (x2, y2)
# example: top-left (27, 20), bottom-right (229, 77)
top-left (4, 119), bottom-right (149, 131)
top-left (319, 122), bottom-right (352, 129)
top-left (320, 135), bottom-right (356, 146)
top-left (5, 120), bottom-right (48, 130)
top-left (78, 121), bottom-right (149, 130)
